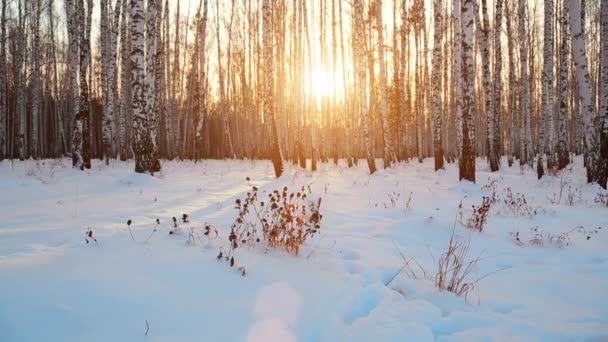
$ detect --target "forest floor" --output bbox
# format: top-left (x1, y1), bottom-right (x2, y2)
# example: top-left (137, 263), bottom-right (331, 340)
top-left (0, 156), bottom-right (607, 341)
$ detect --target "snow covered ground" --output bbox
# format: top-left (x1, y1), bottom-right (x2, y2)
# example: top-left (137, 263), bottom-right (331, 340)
top-left (0, 157), bottom-right (607, 341)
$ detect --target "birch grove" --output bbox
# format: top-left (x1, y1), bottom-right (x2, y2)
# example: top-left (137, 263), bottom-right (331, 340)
top-left (0, 0), bottom-right (602, 184)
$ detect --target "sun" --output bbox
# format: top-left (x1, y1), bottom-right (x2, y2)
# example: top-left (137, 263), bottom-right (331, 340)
top-left (310, 69), bottom-right (333, 98)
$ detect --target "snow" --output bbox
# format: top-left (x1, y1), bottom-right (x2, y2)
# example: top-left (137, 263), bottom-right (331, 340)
top-left (0, 157), bottom-right (607, 341)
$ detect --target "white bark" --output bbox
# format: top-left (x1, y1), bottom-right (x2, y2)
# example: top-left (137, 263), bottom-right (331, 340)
top-left (460, 0), bottom-right (476, 182)
top-left (195, 0), bottom-right (208, 148)
top-left (518, 0), bottom-right (532, 165)
top-left (377, 0), bottom-right (396, 167)
top-left (431, 0), bottom-right (444, 170)
top-left (354, 0), bottom-right (376, 174)
top-left (570, 0), bottom-right (598, 181)
top-left (453, 0), bottom-right (463, 158)
top-left (0, 0), bottom-right (5, 159)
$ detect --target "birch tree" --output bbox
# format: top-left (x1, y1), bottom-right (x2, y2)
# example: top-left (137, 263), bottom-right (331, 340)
top-left (570, 0), bottom-right (598, 183)
top-left (492, 0), bottom-right (503, 170)
top-left (518, 0), bottom-right (532, 166)
top-left (30, 0), bottom-right (41, 158)
top-left (538, 0), bottom-right (554, 178)
top-left (460, 0), bottom-right (476, 182)
top-left (599, 0), bottom-right (608, 188)
top-left (0, 0), bottom-right (7, 160)
top-left (66, 0), bottom-right (83, 167)
top-left (263, 0), bottom-right (283, 177)
top-left (131, 0), bottom-right (160, 173)
top-left (557, 0), bottom-right (570, 170)
top-left (453, 0), bottom-right (463, 159)
top-left (377, 0), bottom-right (397, 167)
top-left (119, 0), bottom-right (130, 160)
top-left (16, 0), bottom-right (26, 160)
top-left (354, 0), bottom-right (376, 174)
top-left (475, 0), bottom-right (496, 171)
top-left (195, 0), bottom-right (208, 156)
top-left (101, 0), bottom-right (122, 163)
top-left (77, 0), bottom-right (93, 169)
top-left (431, 0), bottom-right (444, 170)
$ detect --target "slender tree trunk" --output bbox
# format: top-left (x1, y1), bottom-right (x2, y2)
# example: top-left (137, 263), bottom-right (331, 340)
top-left (0, 0), bottom-right (7, 160)
top-left (354, 0), bottom-right (376, 174)
top-left (30, 0), bottom-right (41, 158)
top-left (195, 0), bottom-right (209, 159)
top-left (570, 0), bottom-right (599, 183)
top-left (598, 0), bottom-right (608, 188)
top-left (377, 0), bottom-right (396, 168)
top-left (460, 0), bottom-right (476, 182)
top-left (493, 0), bottom-right (503, 170)
top-left (431, 0), bottom-right (444, 170)
top-left (263, 0), bottom-right (283, 177)
top-left (453, 0), bottom-right (463, 160)
top-left (558, 0), bottom-right (570, 170)
top-left (519, 0), bottom-right (532, 167)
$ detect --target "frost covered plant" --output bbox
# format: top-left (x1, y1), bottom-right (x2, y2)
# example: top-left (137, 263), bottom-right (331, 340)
top-left (144, 218), bottom-right (160, 243)
top-left (85, 228), bottom-right (98, 245)
top-left (499, 188), bottom-right (533, 217)
top-left (460, 197), bottom-right (492, 232)
top-left (383, 192), bottom-right (401, 208)
top-left (435, 227), bottom-right (480, 299)
top-left (218, 185), bottom-right (323, 272)
top-left (169, 213), bottom-right (190, 235)
top-left (594, 191), bottom-right (608, 207)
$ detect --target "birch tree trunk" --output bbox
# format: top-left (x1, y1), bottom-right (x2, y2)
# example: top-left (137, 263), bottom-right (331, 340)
top-left (538, 0), bottom-right (555, 178)
top-left (0, 0), bottom-right (5, 160)
top-left (145, 0), bottom-right (160, 171)
top-left (119, 0), bottom-right (131, 160)
top-left (30, 0), bottom-right (41, 158)
top-left (400, 0), bottom-right (410, 162)
top-left (195, 0), bottom-right (208, 157)
top-left (557, 0), bottom-right (570, 170)
top-left (599, 0), bottom-right (608, 188)
top-left (131, 0), bottom-right (160, 173)
top-left (263, 0), bottom-right (283, 177)
top-left (377, 0), bottom-right (397, 168)
top-left (506, 4), bottom-right (517, 164)
top-left (66, 0), bottom-right (82, 166)
top-left (16, 1), bottom-right (26, 160)
top-left (431, 0), bottom-right (444, 170)
top-left (77, 0), bottom-right (93, 169)
top-left (493, 0), bottom-right (503, 169)
top-left (453, 0), bottom-right (463, 159)
top-left (518, 0), bottom-right (532, 167)
top-left (569, 0), bottom-right (599, 183)
top-left (354, 0), bottom-right (376, 174)
top-left (459, 0), bottom-right (476, 182)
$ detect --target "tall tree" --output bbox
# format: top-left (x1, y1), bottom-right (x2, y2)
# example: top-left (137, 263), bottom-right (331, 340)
top-left (131, 0), bottom-right (160, 173)
top-left (570, 0), bottom-right (598, 183)
top-left (453, 0), bottom-right (463, 159)
top-left (377, 0), bottom-right (397, 167)
top-left (195, 0), bottom-right (209, 156)
top-left (77, 0), bottom-right (93, 169)
top-left (354, 0), bottom-right (376, 174)
top-left (30, 0), bottom-right (41, 158)
top-left (538, 0), bottom-right (555, 178)
top-left (263, 0), bottom-right (283, 177)
top-left (599, 0), bottom-right (608, 188)
top-left (518, 0), bottom-right (532, 167)
top-left (557, 0), bottom-right (570, 170)
top-left (67, 0), bottom-right (82, 167)
top-left (15, 0), bottom-right (26, 160)
top-left (431, 0), bottom-right (444, 170)
top-left (459, 0), bottom-right (476, 182)
top-left (492, 0), bottom-right (503, 170)
top-left (0, 0), bottom-right (7, 160)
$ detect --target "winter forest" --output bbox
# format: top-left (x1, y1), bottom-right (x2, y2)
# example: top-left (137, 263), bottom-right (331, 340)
top-left (0, 0), bottom-right (607, 340)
